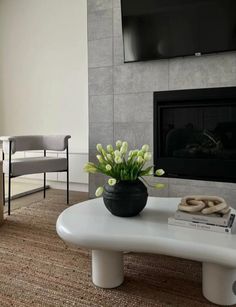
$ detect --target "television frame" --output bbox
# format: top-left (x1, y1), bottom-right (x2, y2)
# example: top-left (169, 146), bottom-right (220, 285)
top-left (121, 0), bottom-right (236, 63)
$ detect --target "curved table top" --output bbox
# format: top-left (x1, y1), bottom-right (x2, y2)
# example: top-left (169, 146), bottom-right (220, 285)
top-left (56, 197), bottom-right (236, 267)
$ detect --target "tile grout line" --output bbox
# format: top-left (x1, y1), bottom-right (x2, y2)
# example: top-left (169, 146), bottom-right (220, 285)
top-left (112, 1), bottom-right (115, 144)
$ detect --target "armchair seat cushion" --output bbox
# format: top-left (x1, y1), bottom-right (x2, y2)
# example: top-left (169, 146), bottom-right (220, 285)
top-left (3, 157), bottom-right (67, 177)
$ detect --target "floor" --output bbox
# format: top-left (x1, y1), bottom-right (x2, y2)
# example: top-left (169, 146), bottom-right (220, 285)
top-left (0, 189), bottom-right (214, 306)
top-left (3, 181), bottom-right (47, 213)
top-left (4, 180), bottom-right (43, 198)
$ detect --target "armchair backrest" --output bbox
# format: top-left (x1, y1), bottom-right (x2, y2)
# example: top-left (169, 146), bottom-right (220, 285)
top-left (0, 135), bottom-right (71, 154)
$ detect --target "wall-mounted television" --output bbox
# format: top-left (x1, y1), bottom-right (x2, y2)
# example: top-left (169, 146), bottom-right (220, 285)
top-left (121, 0), bottom-right (236, 62)
top-left (154, 87), bottom-right (236, 183)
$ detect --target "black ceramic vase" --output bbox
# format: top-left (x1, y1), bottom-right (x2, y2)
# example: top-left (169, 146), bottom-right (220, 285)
top-left (103, 179), bottom-right (148, 217)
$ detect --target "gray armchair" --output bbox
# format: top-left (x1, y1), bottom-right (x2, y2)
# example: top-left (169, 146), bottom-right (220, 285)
top-left (0, 135), bottom-right (71, 215)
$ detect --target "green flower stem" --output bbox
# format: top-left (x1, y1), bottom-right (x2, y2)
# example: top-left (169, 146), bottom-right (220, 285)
top-left (140, 176), bottom-right (164, 189)
top-left (100, 149), bottom-right (108, 162)
top-left (139, 176), bottom-right (152, 187)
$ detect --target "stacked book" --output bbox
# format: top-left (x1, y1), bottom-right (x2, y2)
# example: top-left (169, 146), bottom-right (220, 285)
top-left (168, 209), bottom-right (236, 233)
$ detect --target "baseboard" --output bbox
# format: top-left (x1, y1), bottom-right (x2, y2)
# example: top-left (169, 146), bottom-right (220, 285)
top-left (13, 177), bottom-right (89, 192)
top-left (49, 181), bottom-right (88, 192)
top-left (5, 185), bottom-right (50, 201)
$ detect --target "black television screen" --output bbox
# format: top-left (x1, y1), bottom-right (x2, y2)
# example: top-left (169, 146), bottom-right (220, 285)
top-left (121, 0), bottom-right (236, 62)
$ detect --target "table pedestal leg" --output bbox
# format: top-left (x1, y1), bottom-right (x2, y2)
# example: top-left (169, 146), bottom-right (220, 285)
top-left (92, 250), bottom-right (124, 288)
top-left (202, 262), bottom-right (236, 306)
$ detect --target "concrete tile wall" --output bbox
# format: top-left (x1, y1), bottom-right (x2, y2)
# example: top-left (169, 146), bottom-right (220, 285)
top-left (88, 0), bottom-right (236, 206)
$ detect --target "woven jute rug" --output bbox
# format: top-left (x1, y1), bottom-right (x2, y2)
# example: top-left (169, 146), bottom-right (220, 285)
top-left (0, 189), bottom-right (216, 307)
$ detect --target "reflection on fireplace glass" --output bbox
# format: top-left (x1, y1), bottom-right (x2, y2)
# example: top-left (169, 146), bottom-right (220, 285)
top-left (161, 105), bottom-right (236, 159)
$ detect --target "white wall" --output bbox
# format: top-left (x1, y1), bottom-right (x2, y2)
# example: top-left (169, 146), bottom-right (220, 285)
top-left (0, 0), bottom-right (88, 186)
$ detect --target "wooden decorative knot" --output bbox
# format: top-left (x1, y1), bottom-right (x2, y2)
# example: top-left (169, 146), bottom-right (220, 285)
top-left (178, 195), bottom-right (231, 215)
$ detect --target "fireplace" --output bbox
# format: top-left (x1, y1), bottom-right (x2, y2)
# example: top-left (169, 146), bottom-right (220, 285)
top-left (154, 87), bottom-right (236, 183)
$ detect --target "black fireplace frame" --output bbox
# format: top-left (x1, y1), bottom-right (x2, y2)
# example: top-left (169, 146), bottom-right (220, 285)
top-left (154, 87), bottom-right (236, 183)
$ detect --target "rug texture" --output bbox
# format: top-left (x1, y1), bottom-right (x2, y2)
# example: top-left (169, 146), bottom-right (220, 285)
top-left (0, 189), bottom-right (217, 307)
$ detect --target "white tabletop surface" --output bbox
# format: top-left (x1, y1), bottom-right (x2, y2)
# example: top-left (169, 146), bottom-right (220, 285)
top-left (56, 197), bottom-right (236, 267)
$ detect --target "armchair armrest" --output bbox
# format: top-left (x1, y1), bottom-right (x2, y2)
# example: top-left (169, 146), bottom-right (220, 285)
top-left (0, 136), bottom-right (14, 142)
top-left (0, 135), bottom-right (71, 153)
top-left (0, 136), bottom-right (16, 154)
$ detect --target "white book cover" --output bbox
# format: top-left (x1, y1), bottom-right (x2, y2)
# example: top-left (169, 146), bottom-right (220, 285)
top-left (175, 209), bottom-right (231, 226)
top-left (168, 214), bottom-right (235, 234)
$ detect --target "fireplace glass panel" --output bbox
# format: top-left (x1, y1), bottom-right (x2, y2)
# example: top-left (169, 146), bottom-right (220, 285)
top-left (161, 105), bottom-right (236, 159)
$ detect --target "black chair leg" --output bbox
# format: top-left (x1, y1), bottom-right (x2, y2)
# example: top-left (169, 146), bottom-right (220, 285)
top-left (67, 170), bottom-right (69, 204)
top-left (43, 173), bottom-right (46, 198)
top-left (8, 141), bottom-right (12, 215)
top-left (2, 173), bottom-right (5, 207)
top-left (8, 176), bottom-right (11, 216)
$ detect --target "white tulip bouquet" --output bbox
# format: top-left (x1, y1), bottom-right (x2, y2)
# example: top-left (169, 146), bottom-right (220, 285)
top-left (84, 140), bottom-right (165, 197)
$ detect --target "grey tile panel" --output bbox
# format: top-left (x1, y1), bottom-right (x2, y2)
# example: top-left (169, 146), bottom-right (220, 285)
top-left (114, 93), bottom-right (153, 123)
top-left (148, 187), bottom-right (169, 198)
top-left (88, 9), bottom-right (113, 41)
top-left (169, 56), bottom-right (207, 90)
top-left (114, 61), bottom-right (168, 94)
top-left (89, 95), bottom-right (113, 123)
top-left (169, 52), bottom-right (236, 90)
top-left (87, 0), bottom-right (112, 13)
top-left (114, 122), bottom-right (153, 152)
top-left (169, 177), bottom-right (236, 190)
top-left (89, 122), bottom-right (114, 151)
top-left (205, 52), bottom-right (236, 86)
top-left (113, 0), bottom-right (120, 9)
top-left (89, 67), bottom-right (113, 95)
top-left (208, 82), bottom-right (236, 88)
top-left (114, 36), bottom-right (124, 66)
top-left (88, 38), bottom-right (113, 68)
top-left (168, 181), bottom-right (236, 209)
top-left (146, 176), bottom-right (169, 198)
top-left (113, 8), bottom-right (122, 37)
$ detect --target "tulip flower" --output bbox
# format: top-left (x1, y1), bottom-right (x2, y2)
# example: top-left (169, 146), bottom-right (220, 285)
top-left (122, 141), bottom-right (128, 148)
top-left (106, 154), bottom-right (112, 163)
top-left (156, 169), bottom-right (165, 176)
top-left (148, 169), bottom-right (153, 175)
top-left (95, 186), bottom-right (104, 197)
top-left (107, 144), bottom-right (113, 153)
top-left (96, 155), bottom-right (103, 163)
top-left (116, 140), bottom-right (122, 149)
top-left (137, 150), bottom-right (144, 157)
top-left (115, 156), bottom-right (122, 164)
top-left (144, 152), bottom-right (152, 161)
top-left (106, 164), bottom-right (112, 171)
top-left (83, 162), bottom-right (97, 174)
top-left (142, 144), bottom-right (149, 152)
top-left (96, 143), bottom-right (103, 153)
top-left (137, 156), bottom-right (143, 164)
top-left (114, 150), bottom-right (121, 157)
top-left (108, 178), bottom-right (116, 186)
top-left (120, 142), bottom-right (128, 154)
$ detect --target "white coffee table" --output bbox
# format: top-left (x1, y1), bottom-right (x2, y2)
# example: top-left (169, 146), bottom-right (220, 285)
top-left (56, 197), bottom-right (236, 306)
